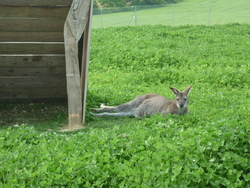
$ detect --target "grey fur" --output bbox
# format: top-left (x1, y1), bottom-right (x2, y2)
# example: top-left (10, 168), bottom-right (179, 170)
top-left (91, 85), bottom-right (192, 118)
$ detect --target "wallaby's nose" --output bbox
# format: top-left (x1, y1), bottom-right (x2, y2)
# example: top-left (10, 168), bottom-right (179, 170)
top-left (180, 104), bottom-right (184, 108)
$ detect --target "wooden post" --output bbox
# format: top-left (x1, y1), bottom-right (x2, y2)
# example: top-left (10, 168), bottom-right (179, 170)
top-left (81, 0), bottom-right (93, 124)
top-left (64, 0), bottom-right (92, 129)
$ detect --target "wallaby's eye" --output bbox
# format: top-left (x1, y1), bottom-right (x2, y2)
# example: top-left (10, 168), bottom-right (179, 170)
top-left (184, 98), bottom-right (187, 101)
top-left (176, 98), bottom-right (179, 101)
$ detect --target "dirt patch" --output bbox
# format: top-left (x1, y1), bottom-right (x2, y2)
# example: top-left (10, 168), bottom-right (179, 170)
top-left (0, 102), bottom-right (68, 127)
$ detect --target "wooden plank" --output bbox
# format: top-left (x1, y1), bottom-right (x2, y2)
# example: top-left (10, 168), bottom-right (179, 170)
top-left (0, 67), bottom-right (66, 77)
top-left (0, 6), bottom-right (70, 18)
top-left (0, 42), bottom-right (64, 54)
top-left (0, 55), bottom-right (65, 67)
top-left (66, 0), bottom-right (92, 41)
top-left (64, 0), bottom-right (92, 127)
top-left (0, 18), bottom-right (65, 32)
top-left (0, 0), bottom-right (73, 6)
top-left (0, 76), bottom-right (66, 88)
top-left (81, 0), bottom-right (93, 123)
top-left (0, 32), bottom-right (64, 42)
top-left (0, 87), bottom-right (66, 99)
top-left (64, 37), bottom-right (82, 126)
top-left (0, 0), bottom-right (72, 101)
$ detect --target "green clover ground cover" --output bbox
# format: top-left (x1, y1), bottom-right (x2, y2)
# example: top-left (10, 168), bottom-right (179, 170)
top-left (1, 24), bottom-right (250, 187)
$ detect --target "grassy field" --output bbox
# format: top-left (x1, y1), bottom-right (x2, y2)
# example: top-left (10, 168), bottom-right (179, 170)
top-left (92, 0), bottom-right (250, 28)
top-left (0, 22), bottom-right (250, 187)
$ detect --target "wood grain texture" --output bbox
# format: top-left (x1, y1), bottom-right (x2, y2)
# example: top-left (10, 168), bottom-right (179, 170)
top-left (0, 42), bottom-right (64, 54)
top-left (0, 54), bottom-right (66, 99)
top-left (0, 55), bottom-right (65, 67)
top-left (0, 18), bottom-right (65, 32)
top-left (0, 67), bottom-right (66, 77)
top-left (0, 76), bottom-right (66, 88)
top-left (64, 0), bottom-right (92, 127)
top-left (81, 0), bottom-right (93, 123)
top-left (0, 0), bottom-right (68, 101)
top-left (0, 0), bottom-right (73, 6)
top-left (0, 32), bottom-right (64, 42)
top-left (0, 6), bottom-right (70, 18)
top-left (0, 0), bottom-right (93, 124)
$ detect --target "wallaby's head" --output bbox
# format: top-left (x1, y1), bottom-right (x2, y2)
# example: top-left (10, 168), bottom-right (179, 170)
top-left (170, 85), bottom-right (192, 108)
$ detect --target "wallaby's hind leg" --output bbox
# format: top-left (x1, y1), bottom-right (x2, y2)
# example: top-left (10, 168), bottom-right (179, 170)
top-left (91, 95), bottom-right (148, 113)
top-left (91, 104), bottom-right (117, 113)
top-left (92, 111), bottom-right (135, 118)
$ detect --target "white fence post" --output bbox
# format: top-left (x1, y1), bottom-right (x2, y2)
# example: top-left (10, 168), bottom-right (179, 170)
top-left (135, 6), bottom-right (137, 26)
top-left (208, 1), bottom-right (211, 25)
top-left (172, 3), bottom-right (175, 26)
top-left (100, 8), bottom-right (103, 27)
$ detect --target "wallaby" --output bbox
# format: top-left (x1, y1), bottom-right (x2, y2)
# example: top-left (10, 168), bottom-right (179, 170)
top-left (91, 85), bottom-right (192, 118)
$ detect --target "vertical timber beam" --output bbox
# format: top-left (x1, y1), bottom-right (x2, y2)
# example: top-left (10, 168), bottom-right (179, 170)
top-left (81, 0), bottom-right (93, 124)
top-left (64, 0), bottom-right (92, 128)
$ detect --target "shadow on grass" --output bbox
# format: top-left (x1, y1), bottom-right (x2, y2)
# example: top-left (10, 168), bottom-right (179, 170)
top-left (0, 101), bottom-right (68, 132)
top-left (61, 116), bottom-right (141, 135)
top-left (0, 100), bottom-right (139, 134)
top-left (0, 91), bottom-right (104, 132)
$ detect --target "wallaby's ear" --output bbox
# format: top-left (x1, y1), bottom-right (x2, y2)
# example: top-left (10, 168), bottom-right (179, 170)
top-left (183, 85), bottom-right (192, 94)
top-left (170, 87), bottom-right (180, 95)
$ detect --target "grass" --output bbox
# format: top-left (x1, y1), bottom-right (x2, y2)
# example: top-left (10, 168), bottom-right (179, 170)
top-left (86, 24), bottom-right (250, 128)
top-left (92, 0), bottom-right (250, 28)
top-left (0, 22), bottom-right (250, 186)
